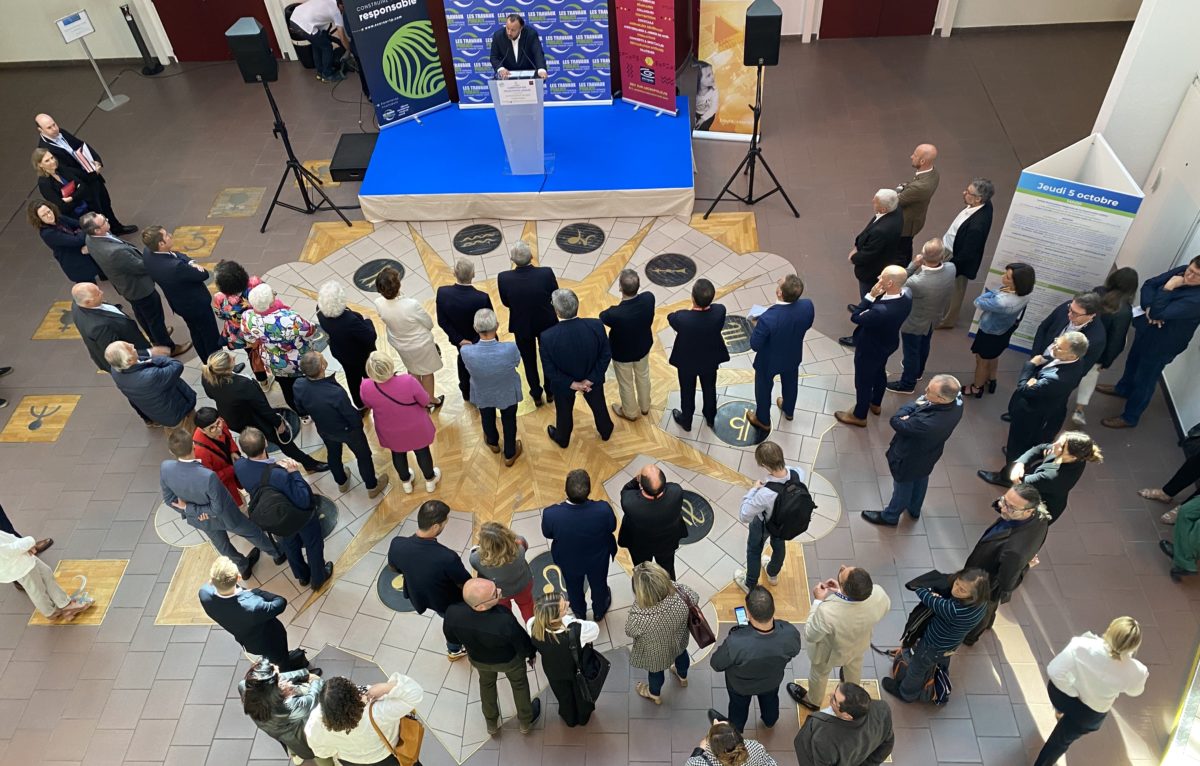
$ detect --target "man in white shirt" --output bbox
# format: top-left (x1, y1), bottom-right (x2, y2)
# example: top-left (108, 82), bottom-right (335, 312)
top-left (291, 0), bottom-right (347, 82)
top-left (490, 14), bottom-right (548, 79)
top-left (938, 177), bottom-right (995, 329)
top-left (734, 441), bottom-right (806, 592)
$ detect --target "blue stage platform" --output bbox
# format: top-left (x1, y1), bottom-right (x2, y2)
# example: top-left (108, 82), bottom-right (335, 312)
top-left (359, 97), bottom-right (694, 221)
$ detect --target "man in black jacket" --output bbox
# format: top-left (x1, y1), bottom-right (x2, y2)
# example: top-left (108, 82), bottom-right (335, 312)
top-left (444, 578), bottom-right (542, 734)
top-left (436, 258), bottom-right (494, 403)
top-left (668, 278), bottom-right (729, 431)
top-left (142, 226), bottom-right (223, 364)
top-left (848, 189), bottom-right (903, 301)
top-left (618, 464), bottom-right (686, 578)
top-left (600, 269), bottom-right (655, 422)
top-left (938, 177), bottom-right (995, 329)
top-left (293, 352), bottom-right (387, 498)
top-left (793, 682), bottom-right (895, 766)
top-left (863, 374), bottom-right (963, 527)
top-left (961, 483), bottom-right (1050, 645)
top-left (497, 242), bottom-right (558, 405)
top-left (35, 113), bottom-right (135, 234)
top-left (388, 500), bottom-right (470, 659)
top-left (489, 14), bottom-right (547, 79)
top-left (539, 288), bottom-right (614, 447)
top-left (71, 282), bottom-right (166, 373)
top-left (199, 555), bottom-right (312, 671)
top-left (836, 266), bottom-right (912, 427)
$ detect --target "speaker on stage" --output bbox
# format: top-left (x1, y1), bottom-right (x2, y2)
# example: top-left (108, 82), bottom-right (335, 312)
top-left (743, 0), bottom-right (782, 67)
top-left (226, 17), bottom-right (278, 84)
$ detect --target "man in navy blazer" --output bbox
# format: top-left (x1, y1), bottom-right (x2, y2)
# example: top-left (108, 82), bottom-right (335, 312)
top-left (541, 469), bottom-right (617, 620)
top-left (497, 242), bottom-right (559, 405)
top-left (600, 269), bottom-right (656, 422)
top-left (540, 288), bottom-right (614, 448)
top-left (1029, 293), bottom-right (1106, 376)
top-left (199, 555), bottom-right (310, 670)
top-left (437, 259), bottom-right (494, 403)
top-left (141, 226), bottom-right (222, 364)
top-left (836, 266), bottom-right (913, 427)
top-left (388, 500), bottom-right (471, 659)
top-left (863, 375), bottom-right (964, 527)
top-left (746, 274), bottom-right (815, 432)
top-left (668, 278), bottom-right (730, 430)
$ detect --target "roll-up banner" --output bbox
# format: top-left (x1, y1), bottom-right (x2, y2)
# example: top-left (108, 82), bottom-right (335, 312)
top-left (694, 0), bottom-right (755, 139)
top-left (615, 0), bottom-right (677, 114)
top-left (347, 0), bottom-right (451, 128)
top-left (445, 0), bottom-right (612, 107)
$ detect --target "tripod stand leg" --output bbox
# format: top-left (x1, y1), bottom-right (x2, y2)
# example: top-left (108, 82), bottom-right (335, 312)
top-left (752, 153), bottom-right (800, 218)
top-left (296, 165), bottom-right (352, 227)
top-left (260, 161), bottom-right (294, 234)
top-left (703, 150), bottom-right (755, 219)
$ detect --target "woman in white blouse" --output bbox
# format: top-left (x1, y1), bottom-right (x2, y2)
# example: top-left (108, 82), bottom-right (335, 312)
top-left (526, 591), bottom-right (601, 727)
top-left (304, 672), bottom-right (424, 766)
top-left (372, 266), bottom-right (444, 407)
top-left (1034, 616), bottom-right (1148, 766)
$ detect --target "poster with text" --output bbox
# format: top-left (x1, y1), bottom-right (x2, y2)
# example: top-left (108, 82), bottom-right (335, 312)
top-left (347, 0), bottom-right (451, 128)
top-left (615, 0), bottom-right (676, 113)
top-left (444, 0), bottom-right (611, 106)
top-left (695, 0), bottom-right (755, 136)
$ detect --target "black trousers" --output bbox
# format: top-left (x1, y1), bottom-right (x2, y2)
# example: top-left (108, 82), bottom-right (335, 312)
top-left (897, 236), bottom-right (914, 263)
top-left (90, 173), bottom-right (127, 230)
top-left (181, 309), bottom-right (222, 365)
top-left (456, 351), bottom-right (472, 402)
top-left (0, 503), bottom-right (17, 536)
top-left (131, 292), bottom-right (173, 347)
top-left (263, 418), bottom-right (323, 471)
top-left (552, 385), bottom-right (613, 447)
top-left (677, 366), bottom-right (718, 423)
top-left (276, 376), bottom-right (304, 416)
top-left (480, 403), bottom-right (518, 458)
top-left (630, 546), bottom-right (677, 580)
top-left (1164, 452), bottom-right (1200, 500)
top-left (514, 331), bottom-right (544, 399)
top-left (324, 427), bottom-right (378, 489)
top-left (548, 678), bottom-right (595, 727)
top-left (391, 447), bottom-right (434, 482)
top-left (562, 555), bottom-right (612, 620)
top-left (1033, 682), bottom-right (1107, 766)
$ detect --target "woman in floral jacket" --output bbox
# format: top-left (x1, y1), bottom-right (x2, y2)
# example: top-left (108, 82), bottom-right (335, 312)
top-left (213, 261), bottom-right (285, 389)
top-left (243, 282), bottom-right (316, 416)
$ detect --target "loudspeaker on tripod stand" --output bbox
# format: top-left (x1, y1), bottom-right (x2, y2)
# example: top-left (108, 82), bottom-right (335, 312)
top-left (225, 17), bottom-right (278, 84)
top-left (744, 0), bottom-right (782, 66)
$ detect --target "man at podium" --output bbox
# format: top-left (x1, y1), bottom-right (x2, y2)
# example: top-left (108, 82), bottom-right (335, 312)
top-left (490, 14), bottom-right (547, 80)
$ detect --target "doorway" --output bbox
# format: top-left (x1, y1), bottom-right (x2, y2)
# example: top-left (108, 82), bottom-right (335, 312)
top-left (152, 0), bottom-right (280, 61)
top-left (819, 0), bottom-right (939, 39)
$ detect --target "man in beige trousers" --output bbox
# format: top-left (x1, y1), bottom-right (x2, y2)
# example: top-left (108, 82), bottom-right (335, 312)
top-left (600, 269), bottom-right (655, 421)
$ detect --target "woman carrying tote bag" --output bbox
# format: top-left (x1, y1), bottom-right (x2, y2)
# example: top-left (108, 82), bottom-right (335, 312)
top-left (527, 591), bottom-right (603, 726)
top-left (304, 673), bottom-right (424, 766)
top-left (626, 561), bottom-right (697, 705)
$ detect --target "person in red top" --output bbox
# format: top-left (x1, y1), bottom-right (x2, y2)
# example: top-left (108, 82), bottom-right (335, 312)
top-left (193, 406), bottom-right (243, 506)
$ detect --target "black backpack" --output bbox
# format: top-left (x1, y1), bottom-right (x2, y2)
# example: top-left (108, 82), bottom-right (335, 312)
top-left (247, 466), bottom-right (313, 537)
top-left (763, 470), bottom-right (816, 540)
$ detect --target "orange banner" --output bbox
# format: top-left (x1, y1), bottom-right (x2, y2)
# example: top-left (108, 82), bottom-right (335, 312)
top-left (694, 0), bottom-right (759, 136)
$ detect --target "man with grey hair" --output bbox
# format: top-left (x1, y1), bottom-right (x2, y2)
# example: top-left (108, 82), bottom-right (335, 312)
top-left (461, 308), bottom-right (524, 465)
top-left (848, 189), bottom-right (903, 305)
top-left (498, 242), bottom-right (559, 406)
top-left (886, 238), bottom-right (956, 394)
top-left (938, 177), bottom-right (995, 329)
top-left (105, 340), bottom-right (197, 430)
top-left (436, 258), bottom-right (494, 404)
top-left (836, 266), bottom-right (912, 428)
top-left (863, 373), bottom-right (963, 527)
top-left (539, 289), bottom-right (614, 447)
top-left (894, 143), bottom-right (940, 263)
top-left (599, 269), bottom-right (655, 421)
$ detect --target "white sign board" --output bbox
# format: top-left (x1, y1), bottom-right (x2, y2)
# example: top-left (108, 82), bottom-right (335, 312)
top-left (56, 10), bottom-right (95, 44)
top-left (494, 78), bottom-right (539, 106)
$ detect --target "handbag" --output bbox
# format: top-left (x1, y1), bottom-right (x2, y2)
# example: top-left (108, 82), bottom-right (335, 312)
top-left (567, 621), bottom-right (611, 703)
top-left (889, 646), bottom-right (952, 706)
top-left (367, 702), bottom-right (424, 766)
top-left (674, 584), bottom-right (715, 648)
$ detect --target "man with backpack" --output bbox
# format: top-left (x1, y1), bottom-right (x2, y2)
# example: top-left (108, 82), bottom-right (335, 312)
top-left (234, 427), bottom-right (332, 590)
top-left (734, 440), bottom-right (814, 592)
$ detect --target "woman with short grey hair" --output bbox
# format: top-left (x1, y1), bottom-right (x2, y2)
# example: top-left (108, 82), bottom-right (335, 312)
top-left (242, 282), bottom-right (316, 416)
top-left (315, 280), bottom-right (377, 410)
top-left (461, 307), bottom-right (524, 465)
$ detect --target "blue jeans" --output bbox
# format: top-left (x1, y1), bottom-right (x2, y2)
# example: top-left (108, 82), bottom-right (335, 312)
top-left (754, 366), bottom-right (798, 428)
top-left (897, 640), bottom-right (950, 702)
top-left (1114, 324), bottom-right (1170, 425)
top-left (304, 28), bottom-right (335, 78)
top-left (745, 515), bottom-right (785, 589)
top-left (726, 688), bottom-right (779, 732)
top-left (647, 651), bottom-right (690, 695)
top-left (898, 331), bottom-right (932, 388)
top-left (881, 475), bottom-right (930, 523)
top-left (436, 609), bottom-right (463, 654)
top-left (277, 512), bottom-right (328, 589)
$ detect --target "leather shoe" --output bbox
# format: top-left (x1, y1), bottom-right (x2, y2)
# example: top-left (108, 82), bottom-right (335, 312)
top-left (775, 397), bottom-right (794, 421)
top-left (671, 408), bottom-right (692, 431)
top-left (1095, 384), bottom-right (1123, 397)
top-left (33, 538), bottom-right (54, 554)
top-left (745, 409), bottom-right (770, 432)
top-left (116, 224), bottom-right (139, 235)
top-left (706, 708), bottom-right (729, 723)
top-left (1160, 539), bottom-right (1175, 558)
top-left (546, 425), bottom-right (566, 448)
top-left (504, 440), bottom-right (523, 467)
top-left (611, 404), bottom-right (638, 422)
top-left (846, 303), bottom-right (859, 313)
top-left (546, 392), bottom-right (554, 404)
top-left (834, 410), bottom-right (867, 427)
top-left (309, 667), bottom-right (323, 677)
top-left (170, 341), bottom-right (193, 357)
top-left (837, 336), bottom-right (856, 348)
top-left (861, 510), bottom-right (897, 527)
top-left (880, 676), bottom-right (906, 701)
top-left (519, 698), bottom-right (542, 734)
top-left (304, 461), bottom-right (330, 474)
top-left (977, 469), bottom-right (1011, 488)
top-left (273, 552), bottom-right (288, 565)
top-left (1171, 568), bottom-right (1195, 583)
top-left (1102, 417), bottom-right (1135, 429)
top-left (532, 394), bottom-right (544, 407)
top-left (486, 441), bottom-right (501, 454)
top-left (870, 404), bottom-right (881, 416)
top-left (1000, 412), bottom-right (1011, 422)
top-left (239, 548), bottom-right (261, 579)
top-left (786, 683), bottom-right (820, 711)
top-left (233, 362), bottom-right (246, 373)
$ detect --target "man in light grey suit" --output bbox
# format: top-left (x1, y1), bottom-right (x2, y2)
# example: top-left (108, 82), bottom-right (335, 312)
top-left (887, 238), bottom-right (957, 395)
top-left (160, 429), bottom-right (284, 580)
top-left (460, 308), bottom-right (523, 466)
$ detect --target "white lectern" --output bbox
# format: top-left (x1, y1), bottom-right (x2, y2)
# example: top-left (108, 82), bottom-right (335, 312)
top-left (488, 76), bottom-right (544, 175)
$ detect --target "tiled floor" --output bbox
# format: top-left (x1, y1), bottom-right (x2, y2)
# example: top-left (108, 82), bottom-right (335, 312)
top-left (1, 21), bottom-right (1193, 766)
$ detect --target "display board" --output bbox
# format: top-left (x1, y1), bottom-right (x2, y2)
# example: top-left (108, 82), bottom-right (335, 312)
top-left (694, 0), bottom-right (755, 138)
top-left (615, 0), bottom-right (677, 113)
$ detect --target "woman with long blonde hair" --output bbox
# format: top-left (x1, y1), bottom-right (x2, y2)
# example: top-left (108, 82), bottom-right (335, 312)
top-left (625, 561), bottom-right (696, 704)
top-left (469, 521), bottom-right (533, 620)
top-left (526, 591), bottom-right (600, 726)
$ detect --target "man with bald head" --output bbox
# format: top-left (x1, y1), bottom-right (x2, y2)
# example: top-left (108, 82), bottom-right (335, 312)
top-left (35, 113), bottom-right (135, 234)
top-left (618, 463), bottom-right (687, 578)
top-left (894, 143), bottom-right (940, 263)
top-left (836, 266), bottom-right (912, 428)
top-left (443, 578), bottom-right (541, 735)
top-left (71, 282), bottom-right (169, 372)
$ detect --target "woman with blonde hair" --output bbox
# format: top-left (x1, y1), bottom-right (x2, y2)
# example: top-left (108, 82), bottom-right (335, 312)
top-left (1034, 616), bottom-right (1148, 766)
top-left (372, 267), bottom-right (444, 406)
top-left (527, 591), bottom-right (600, 726)
top-left (685, 718), bottom-right (776, 766)
top-left (980, 431), bottom-right (1102, 523)
top-left (469, 521), bottom-right (534, 620)
top-left (625, 561), bottom-right (696, 704)
top-left (360, 351), bottom-right (439, 493)
top-left (33, 147), bottom-right (100, 218)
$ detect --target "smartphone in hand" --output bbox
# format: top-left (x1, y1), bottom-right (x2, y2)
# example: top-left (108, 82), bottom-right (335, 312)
top-left (734, 606), bottom-right (748, 626)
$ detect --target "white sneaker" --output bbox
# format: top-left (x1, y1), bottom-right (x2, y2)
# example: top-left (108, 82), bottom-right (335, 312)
top-left (1070, 409), bottom-right (1086, 427)
top-left (425, 467), bottom-right (442, 493)
top-left (762, 555), bottom-right (779, 585)
top-left (401, 478), bottom-right (414, 494)
top-left (733, 568), bottom-right (749, 593)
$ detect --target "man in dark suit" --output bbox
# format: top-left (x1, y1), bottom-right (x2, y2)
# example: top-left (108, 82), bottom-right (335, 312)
top-left (862, 374), bottom-right (964, 527)
top-left (668, 278), bottom-right (730, 431)
top-left (600, 269), bottom-right (655, 422)
top-left (199, 555), bottom-right (311, 671)
top-left (746, 274), bottom-right (815, 432)
top-left (490, 14), bottom-right (547, 79)
top-left (497, 242), bottom-right (558, 405)
top-left (938, 178), bottom-right (995, 329)
top-left (542, 469), bottom-right (617, 620)
top-left (142, 226), bottom-right (222, 364)
top-left (540, 288), bottom-right (613, 448)
top-left (894, 144), bottom-right (940, 262)
top-left (848, 189), bottom-right (903, 302)
top-left (437, 258), bottom-right (494, 403)
top-left (71, 282), bottom-right (166, 372)
top-left (836, 266), bottom-right (913, 427)
top-left (961, 483), bottom-right (1050, 645)
top-left (618, 464), bottom-right (687, 579)
top-left (388, 500), bottom-right (471, 660)
top-left (35, 113), bottom-right (135, 234)
top-left (794, 682), bottom-right (895, 766)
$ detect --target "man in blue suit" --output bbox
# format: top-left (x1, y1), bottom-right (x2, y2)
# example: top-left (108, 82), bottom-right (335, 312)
top-left (668, 278), bottom-right (730, 430)
top-left (161, 430), bottom-right (283, 581)
top-left (540, 288), bottom-right (614, 448)
top-left (498, 242), bottom-right (559, 406)
top-left (836, 266), bottom-right (913, 427)
top-left (436, 258), bottom-right (494, 404)
top-left (746, 274), bottom-right (815, 432)
top-left (199, 555), bottom-right (312, 671)
top-left (541, 469), bottom-right (617, 620)
top-left (141, 226), bottom-right (223, 365)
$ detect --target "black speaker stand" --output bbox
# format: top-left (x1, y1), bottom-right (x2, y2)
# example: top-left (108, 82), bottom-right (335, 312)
top-left (702, 64), bottom-right (798, 219)
top-left (259, 79), bottom-right (354, 233)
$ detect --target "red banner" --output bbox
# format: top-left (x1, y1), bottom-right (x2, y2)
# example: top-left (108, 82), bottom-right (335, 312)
top-left (616, 0), bottom-right (677, 114)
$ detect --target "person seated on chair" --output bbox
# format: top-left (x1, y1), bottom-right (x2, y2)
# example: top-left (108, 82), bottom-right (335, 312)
top-left (490, 14), bottom-right (547, 80)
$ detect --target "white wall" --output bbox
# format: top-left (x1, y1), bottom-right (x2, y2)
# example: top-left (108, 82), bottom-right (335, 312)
top-left (0, 0), bottom-right (172, 63)
top-left (952, 0), bottom-right (1140, 28)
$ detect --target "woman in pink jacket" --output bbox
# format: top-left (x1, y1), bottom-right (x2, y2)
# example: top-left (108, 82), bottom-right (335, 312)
top-left (361, 351), bottom-right (440, 494)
